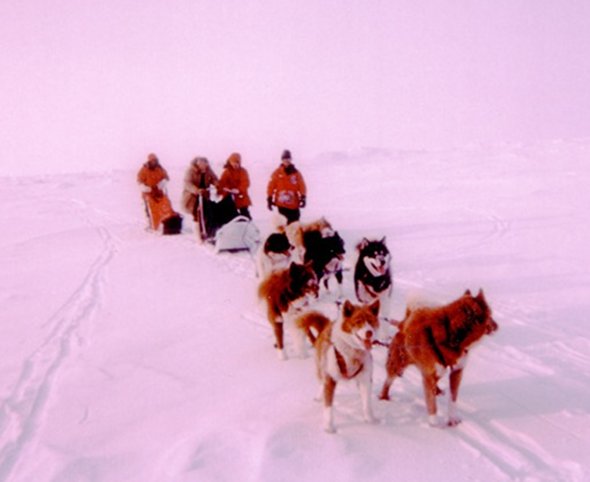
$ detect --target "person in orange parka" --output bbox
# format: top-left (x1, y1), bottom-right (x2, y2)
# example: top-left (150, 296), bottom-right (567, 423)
top-left (217, 152), bottom-right (252, 219)
top-left (137, 153), bottom-right (176, 231)
top-left (267, 149), bottom-right (307, 224)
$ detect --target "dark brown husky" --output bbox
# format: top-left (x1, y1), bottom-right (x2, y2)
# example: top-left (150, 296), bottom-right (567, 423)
top-left (379, 289), bottom-right (498, 426)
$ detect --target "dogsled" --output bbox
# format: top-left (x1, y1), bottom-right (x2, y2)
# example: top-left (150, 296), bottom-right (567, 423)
top-left (138, 155), bottom-right (183, 235)
top-left (196, 194), bottom-right (260, 254)
top-left (144, 193), bottom-right (183, 235)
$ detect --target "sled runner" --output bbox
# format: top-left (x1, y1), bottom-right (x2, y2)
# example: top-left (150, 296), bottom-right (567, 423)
top-left (196, 194), bottom-right (209, 242)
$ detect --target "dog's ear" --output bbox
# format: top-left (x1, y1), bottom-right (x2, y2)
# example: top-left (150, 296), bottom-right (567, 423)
top-left (368, 299), bottom-right (380, 317)
top-left (380, 236), bottom-right (387, 245)
top-left (357, 238), bottom-right (369, 251)
top-left (464, 289), bottom-right (472, 297)
top-left (342, 300), bottom-right (355, 318)
top-left (476, 289), bottom-right (486, 302)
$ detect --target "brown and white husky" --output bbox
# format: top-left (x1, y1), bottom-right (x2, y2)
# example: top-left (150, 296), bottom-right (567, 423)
top-left (298, 299), bottom-right (380, 433)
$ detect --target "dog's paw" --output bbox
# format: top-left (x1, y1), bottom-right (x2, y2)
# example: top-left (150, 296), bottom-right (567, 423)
top-left (323, 407), bottom-right (336, 433)
top-left (276, 348), bottom-right (288, 361)
top-left (428, 415), bottom-right (445, 428)
top-left (378, 392), bottom-right (391, 401)
top-left (447, 416), bottom-right (462, 427)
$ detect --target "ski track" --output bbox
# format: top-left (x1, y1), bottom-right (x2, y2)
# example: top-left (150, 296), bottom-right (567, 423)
top-left (460, 303), bottom-right (584, 480)
top-left (442, 208), bottom-right (511, 261)
top-left (373, 349), bottom-right (583, 481)
top-left (0, 196), bottom-right (118, 481)
top-left (455, 417), bottom-right (582, 481)
top-left (493, 301), bottom-right (590, 379)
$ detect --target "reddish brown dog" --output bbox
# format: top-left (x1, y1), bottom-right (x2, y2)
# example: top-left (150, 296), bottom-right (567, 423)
top-left (298, 300), bottom-right (380, 433)
top-left (379, 289), bottom-right (498, 426)
top-left (258, 262), bottom-right (319, 360)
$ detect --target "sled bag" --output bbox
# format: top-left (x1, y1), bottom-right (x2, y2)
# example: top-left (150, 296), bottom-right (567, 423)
top-left (163, 214), bottom-right (183, 235)
top-left (214, 216), bottom-right (260, 253)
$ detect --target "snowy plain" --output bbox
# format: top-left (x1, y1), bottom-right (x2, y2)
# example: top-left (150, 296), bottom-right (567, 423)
top-left (1, 140), bottom-right (589, 481)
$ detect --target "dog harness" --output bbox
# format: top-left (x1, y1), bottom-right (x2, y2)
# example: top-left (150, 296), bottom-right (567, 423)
top-left (425, 326), bottom-right (449, 367)
top-left (357, 272), bottom-right (391, 299)
top-left (333, 346), bottom-right (364, 379)
top-left (426, 307), bottom-right (481, 367)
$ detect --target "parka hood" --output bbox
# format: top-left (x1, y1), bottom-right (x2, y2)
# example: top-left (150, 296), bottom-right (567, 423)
top-left (191, 157), bottom-right (210, 169)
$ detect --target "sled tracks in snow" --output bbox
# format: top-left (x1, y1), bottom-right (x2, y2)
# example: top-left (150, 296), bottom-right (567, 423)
top-left (455, 418), bottom-right (582, 481)
top-left (0, 217), bottom-right (117, 480)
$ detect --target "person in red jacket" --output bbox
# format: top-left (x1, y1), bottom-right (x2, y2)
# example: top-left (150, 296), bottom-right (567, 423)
top-left (267, 149), bottom-right (307, 224)
top-left (217, 152), bottom-right (252, 219)
top-left (137, 153), bottom-right (176, 231)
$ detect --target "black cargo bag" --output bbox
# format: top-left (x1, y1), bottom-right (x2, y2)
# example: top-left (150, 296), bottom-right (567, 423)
top-left (162, 214), bottom-right (183, 235)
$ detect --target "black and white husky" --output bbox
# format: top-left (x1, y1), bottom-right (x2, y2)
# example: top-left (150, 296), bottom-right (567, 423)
top-left (303, 229), bottom-right (345, 298)
top-left (353, 237), bottom-right (392, 319)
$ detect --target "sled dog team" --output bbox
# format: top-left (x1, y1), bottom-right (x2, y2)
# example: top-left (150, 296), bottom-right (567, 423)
top-left (138, 150), bottom-right (499, 433)
top-left (257, 219), bottom-right (498, 433)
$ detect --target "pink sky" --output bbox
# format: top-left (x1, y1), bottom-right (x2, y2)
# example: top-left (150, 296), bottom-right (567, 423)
top-left (1, 0), bottom-right (589, 174)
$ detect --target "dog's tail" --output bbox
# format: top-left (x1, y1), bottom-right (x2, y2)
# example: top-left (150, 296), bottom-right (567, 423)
top-left (295, 311), bottom-right (331, 345)
top-left (386, 331), bottom-right (411, 376)
top-left (391, 306), bottom-right (413, 333)
top-left (405, 289), bottom-right (440, 311)
top-left (257, 276), bottom-right (270, 301)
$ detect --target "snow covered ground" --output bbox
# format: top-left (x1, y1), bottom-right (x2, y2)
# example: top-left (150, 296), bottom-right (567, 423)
top-left (1, 140), bottom-right (589, 481)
